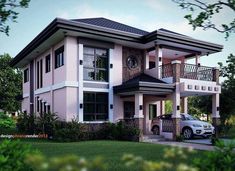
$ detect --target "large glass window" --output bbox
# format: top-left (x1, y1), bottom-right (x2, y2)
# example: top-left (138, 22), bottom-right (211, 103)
top-left (83, 47), bottom-right (108, 82)
top-left (83, 92), bottom-right (108, 121)
top-left (55, 46), bottom-right (64, 69)
top-left (23, 68), bottom-right (29, 83)
top-left (45, 54), bottom-right (51, 73)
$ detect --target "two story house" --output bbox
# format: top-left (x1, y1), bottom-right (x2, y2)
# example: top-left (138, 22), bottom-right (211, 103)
top-left (10, 17), bottom-right (223, 140)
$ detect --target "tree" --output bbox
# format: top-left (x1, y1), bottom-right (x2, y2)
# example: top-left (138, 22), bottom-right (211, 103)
top-left (0, 54), bottom-right (22, 112)
top-left (218, 54), bottom-right (235, 124)
top-left (0, 0), bottom-right (30, 35)
top-left (173, 0), bottom-right (235, 38)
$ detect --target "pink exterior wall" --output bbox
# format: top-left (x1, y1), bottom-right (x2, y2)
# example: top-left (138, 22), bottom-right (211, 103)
top-left (54, 41), bottom-right (66, 84)
top-left (22, 65), bottom-right (30, 95)
top-left (53, 88), bottom-right (66, 121)
top-left (22, 97), bottom-right (29, 113)
top-left (65, 36), bottom-right (78, 82)
top-left (66, 87), bottom-right (78, 121)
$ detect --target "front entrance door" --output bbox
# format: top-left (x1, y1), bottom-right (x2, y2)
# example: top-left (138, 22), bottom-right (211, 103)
top-left (124, 101), bottom-right (135, 119)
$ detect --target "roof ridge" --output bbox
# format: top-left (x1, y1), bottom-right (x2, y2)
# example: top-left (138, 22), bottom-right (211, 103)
top-left (71, 17), bottom-right (149, 35)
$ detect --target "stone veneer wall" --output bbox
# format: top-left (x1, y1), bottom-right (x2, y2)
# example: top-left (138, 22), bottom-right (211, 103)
top-left (122, 47), bottom-right (144, 82)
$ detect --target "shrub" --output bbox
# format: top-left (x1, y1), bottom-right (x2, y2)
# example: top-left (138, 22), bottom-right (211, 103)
top-left (194, 139), bottom-right (235, 171)
top-left (17, 113), bottom-right (35, 134)
top-left (0, 140), bottom-right (36, 171)
top-left (35, 112), bottom-right (58, 137)
top-left (0, 112), bottom-right (16, 129)
top-left (25, 153), bottom-right (106, 171)
top-left (53, 120), bottom-right (86, 142)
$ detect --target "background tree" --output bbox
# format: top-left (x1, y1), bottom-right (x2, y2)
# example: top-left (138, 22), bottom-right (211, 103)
top-left (173, 0), bottom-right (235, 39)
top-left (0, 54), bottom-right (22, 112)
top-left (218, 54), bottom-right (235, 124)
top-left (0, 0), bottom-right (30, 35)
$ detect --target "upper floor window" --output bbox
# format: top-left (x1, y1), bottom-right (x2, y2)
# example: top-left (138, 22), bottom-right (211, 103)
top-left (83, 47), bottom-right (108, 82)
top-left (55, 46), bottom-right (64, 69)
top-left (23, 68), bottom-right (29, 83)
top-left (45, 54), bottom-right (51, 73)
top-left (36, 59), bottom-right (43, 89)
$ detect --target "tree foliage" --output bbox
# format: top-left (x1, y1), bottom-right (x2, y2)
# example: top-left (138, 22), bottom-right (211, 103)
top-left (0, 54), bottom-right (22, 112)
top-left (218, 54), bottom-right (235, 124)
top-left (0, 0), bottom-right (30, 35)
top-left (173, 0), bottom-right (235, 38)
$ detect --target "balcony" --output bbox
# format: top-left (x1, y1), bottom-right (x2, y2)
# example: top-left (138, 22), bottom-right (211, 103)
top-left (160, 63), bottom-right (218, 82)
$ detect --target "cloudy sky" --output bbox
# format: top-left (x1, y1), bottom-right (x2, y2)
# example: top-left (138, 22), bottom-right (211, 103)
top-left (0, 0), bottom-right (234, 68)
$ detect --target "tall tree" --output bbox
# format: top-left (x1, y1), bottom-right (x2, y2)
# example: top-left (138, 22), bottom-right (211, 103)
top-left (173, 0), bottom-right (235, 38)
top-left (0, 54), bottom-right (22, 112)
top-left (218, 54), bottom-right (235, 124)
top-left (0, 0), bottom-right (30, 35)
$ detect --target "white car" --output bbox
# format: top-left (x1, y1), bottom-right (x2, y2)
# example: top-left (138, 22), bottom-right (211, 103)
top-left (151, 113), bottom-right (215, 139)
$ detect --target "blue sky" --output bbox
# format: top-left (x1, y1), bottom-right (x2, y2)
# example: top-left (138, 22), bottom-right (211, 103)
top-left (0, 0), bottom-right (234, 68)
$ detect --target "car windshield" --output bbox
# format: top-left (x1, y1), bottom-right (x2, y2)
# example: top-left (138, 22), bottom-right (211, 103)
top-left (182, 114), bottom-right (199, 121)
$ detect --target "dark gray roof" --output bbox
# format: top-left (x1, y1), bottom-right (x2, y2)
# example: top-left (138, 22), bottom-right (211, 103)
top-left (159, 28), bottom-right (189, 37)
top-left (113, 73), bottom-right (175, 94)
top-left (72, 17), bottom-right (149, 35)
top-left (123, 73), bottom-right (167, 85)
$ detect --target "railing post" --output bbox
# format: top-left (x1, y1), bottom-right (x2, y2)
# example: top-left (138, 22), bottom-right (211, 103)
top-left (212, 67), bottom-right (219, 84)
top-left (171, 60), bottom-right (181, 82)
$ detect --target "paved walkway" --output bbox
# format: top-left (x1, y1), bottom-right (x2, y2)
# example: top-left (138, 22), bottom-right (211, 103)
top-left (150, 140), bottom-right (215, 151)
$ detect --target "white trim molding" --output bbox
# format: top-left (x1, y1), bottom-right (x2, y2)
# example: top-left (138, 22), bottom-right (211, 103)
top-left (23, 93), bottom-right (29, 98)
top-left (83, 87), bottom-right (109, 92)
top-left (34, 81), bottom-right (79, 95)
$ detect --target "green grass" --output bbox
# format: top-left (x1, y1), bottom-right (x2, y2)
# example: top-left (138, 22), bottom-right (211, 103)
top-left (20, 140), bottom-right (205, 171)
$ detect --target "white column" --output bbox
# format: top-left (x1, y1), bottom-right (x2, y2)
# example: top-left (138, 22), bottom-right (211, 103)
top-left (78, 43), bottom-right (83, 122)
top-left (172, 83), bottom-right (181, 118)
top-left (145, 50), bottom-right (149, 70)
top-left (155, 45), bottom-right (163, 79)
top-left (134, 93), bottom-right (144, 118)
top-left (109, 49), bottom-right (114, 122)
top-left (212, 93), bottom-right (220, 118)
top-left (182, 97), bottom-right (188, 114)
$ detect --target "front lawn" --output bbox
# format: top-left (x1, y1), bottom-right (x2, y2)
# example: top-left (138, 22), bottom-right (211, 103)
top-left (21, 140), bottom-right (205, 171)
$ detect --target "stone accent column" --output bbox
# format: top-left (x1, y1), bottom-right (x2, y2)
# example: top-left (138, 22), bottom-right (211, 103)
top-left (212, 93), bottom-right (220, 138)
top-left (172, 60), bottom-right (181, 82)
top-left (195, 54), bottom-right (200, 66)
top-left (155, 45), bottom-right (163, 79)
top-left (161, 100), bottom-right (165, 115)
top-left (172, 60), bottom-right (181, 140)
top-left (212, 68), bottom-right (219, 84)
top-left (134, 93), bottom-right (144, 141)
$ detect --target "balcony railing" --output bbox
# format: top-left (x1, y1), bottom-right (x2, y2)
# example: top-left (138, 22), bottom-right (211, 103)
top-left (160, 63), bottom-right (215, 81)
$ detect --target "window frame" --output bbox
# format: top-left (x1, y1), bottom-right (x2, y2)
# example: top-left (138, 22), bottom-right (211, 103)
top-left (55, 46), bottom-right (64, 69)
top-left (45, 54), bottom-right (51, 73)
top-left (83, 92), bottom-right (109, 121)
top-left (23, 68), bottom-right (29, 83)
top-left (83, 46), bottom-right (109, 82)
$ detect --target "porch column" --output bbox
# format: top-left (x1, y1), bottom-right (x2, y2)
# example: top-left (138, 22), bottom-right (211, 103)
top-left (155, 45), bottom-right (163, 79)
top-left (78, 43), bottom-right (84, 122)
top-left (181, 97), bottom-right (188, 114)
top-left (161, 100), bottom-right (165, 115)
top-left (212, 93), bottom-right (220, 138)
top-left (134, 93), bottom-right (144, 139)
top-left (172, 60), bottom-right (181, 140)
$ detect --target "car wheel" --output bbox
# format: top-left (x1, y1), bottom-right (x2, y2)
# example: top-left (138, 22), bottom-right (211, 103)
top-left (152, 126), bottom-right (160, 135)
top-left (183, 127), bottom-right (193, 139)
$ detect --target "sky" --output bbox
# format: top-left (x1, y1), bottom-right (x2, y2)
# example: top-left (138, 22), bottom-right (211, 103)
top-left (0, 0), bottom-right (234, 69)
